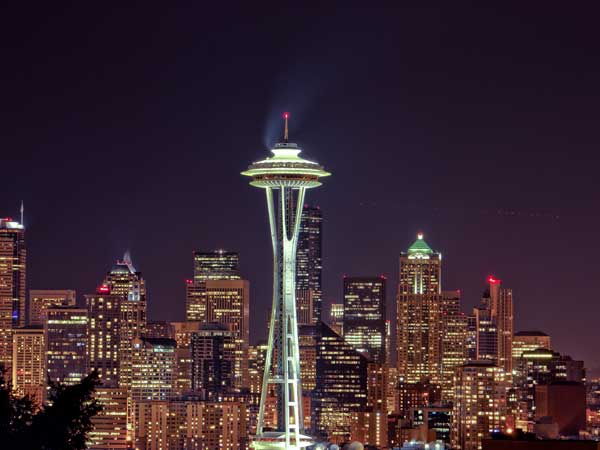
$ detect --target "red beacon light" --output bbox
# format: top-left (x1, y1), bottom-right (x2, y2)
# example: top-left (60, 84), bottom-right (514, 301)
top-left (97, 285), bottom-right (111, 294)
top-left (185, 279), bottom-right (194, 285)
top-left (283, 112), bottom-right (290, 120)
top-left (487, 276), bottom-right (501, 285)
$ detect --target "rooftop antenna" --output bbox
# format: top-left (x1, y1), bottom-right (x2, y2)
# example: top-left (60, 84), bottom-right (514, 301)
top-left (283, 111), bottom-right (290, 142)
top-left (20, 201), bottom-right (24, 227)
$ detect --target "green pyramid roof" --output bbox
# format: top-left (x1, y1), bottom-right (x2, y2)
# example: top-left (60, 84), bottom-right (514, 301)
top-left (407, 234), bottom-right (434, 254)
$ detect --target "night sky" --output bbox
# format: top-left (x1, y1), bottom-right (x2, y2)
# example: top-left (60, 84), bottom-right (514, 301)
top-left (3, 4), bottom-right (600, 369)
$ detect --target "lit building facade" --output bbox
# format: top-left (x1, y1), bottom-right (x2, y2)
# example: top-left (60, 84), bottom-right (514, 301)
top-left (314, 321), bottom-right (368, 444)
top-left (0, 217), bottom-right (26, 377)
top-left (204, 279), bottom-right (250, 389)
top-left (28, 289), bottom-right (76, 326)
top-left (86, 292), bottom-right (121, 387)
top-left (185, 279), bottom-right (206, 322)
top-left (296, 205), bottom-right (323, 325)
top-left (329, 303), bottom-right (343, 335)
top-left (12, 325), bottom-right (45, 403)
top-left (134, 398), bottom-right (248, 450)
top-left (512, 330), bottom-right (551, 367)
top-left (88, 387), bottom-right (129, 450)
top-left (102, 255), bottom-right (147, 389)
top-left (190, 323), bottom-right (236, 397)
top-left (397, 233), bottom-right (442, 384)
top-left (242, 116), bottom-right (330, 449)
top-left (343, 276), bottom-right (386, 363)
top-left (440, 290), bottom-right (467, 401)
top-left (452, 360), bottom-right (509, 450)
top-left (46, 306), bottom-right (88, 385)
top-left (193, 250), bottom-right (240, 282)
top-left (131, 337), bottom-right (176, 401)
top-left (171, 321), bottom-right (202, 395)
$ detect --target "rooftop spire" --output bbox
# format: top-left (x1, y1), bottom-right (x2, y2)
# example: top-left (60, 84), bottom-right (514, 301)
top-left (20, 200), bottom-right (24, 227)
top-left (283, 111), bottom-right (289, 142)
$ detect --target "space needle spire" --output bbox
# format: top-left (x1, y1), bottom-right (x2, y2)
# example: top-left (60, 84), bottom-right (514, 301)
top-left (242, 113), bottom-right (330, 449)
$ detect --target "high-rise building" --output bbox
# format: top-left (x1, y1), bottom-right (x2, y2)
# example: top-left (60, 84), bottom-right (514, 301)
top-left (314, 321), bottom-right (368, 444)
top-left (296, 205), bottom-right (323, 324)
top-left (397, 233), bottom-right (442, 384)
top-left (488, 277), bottom-right (513, 374)
top-left (535, 382), bottom-right (586, 436)
top-left (512, 330), bottom-right (551, 367)
top-left (134, 398), bottom-right (248, 450)
top-left (28, 289), bottom-right (76, 326)
top-left (12, 325), bottom-right (45, 403)
top-left (473, 296), bottom-right (498, 362)
top-left (131, 337), bottom-right (176, 401)
top-left (0, 216), bottom-right (26, 376)
top-left (88, 387), bottom-right (129, 450)
top-left (185, 279), bottom-right (206, 322)
top-left (190, 323), bottom-right (236, 397)
top-left (193, 250), bottom-right (240, 282)
top-left (440, 290), bottom-right (468, 401)
top-left (85, 291), bottom-right (121, 387)
top-left (298, 324), bottom-right (318, 395)
top-left (204, 279), bottom-right (250, 389)
top-left (329, 303), bottom-right (344, 335)
top-left (170, 321), bottom-right (203, 395)
top-left (145, 320), bottom-right (174, 339)
top-left (242, 114), bottom-right (330, 449)
top-left (343, 276), bottom-right (386, 363)
top-left (46, 306), bottom-right (88, 385)
top-left (102, 254), bottom-right (147, 389)
top-left (452, 360), bottom-right (509, 450)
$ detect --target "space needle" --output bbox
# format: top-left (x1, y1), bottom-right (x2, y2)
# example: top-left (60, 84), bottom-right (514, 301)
top-left (242, 113), bottom-right (330, 449)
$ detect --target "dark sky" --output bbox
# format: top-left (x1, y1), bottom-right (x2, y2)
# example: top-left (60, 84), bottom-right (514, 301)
top-left (3, 4), bottom-right (600, 368)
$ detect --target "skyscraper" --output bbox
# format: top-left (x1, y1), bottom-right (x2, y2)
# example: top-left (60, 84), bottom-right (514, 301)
top-left (102, 254), bottom-right (147, 388)
top-left (185, 279), bottom-right (206, 322)
top-left (46, 306), bottom-right (88, 385)
top-left (314, 321), bottom-right (368, 444)
top-left (396, 233), bottom-right (442, 384)
top-left (440, 290), bottom-right (468, 401)
top-left (193, 250), bottom-right (240, 281)
top-left (0, 216), bottom-right (26, 376)
top-left (296, 205), bottom-right (323, 324)
top-left (343, 276), bottom-right (386, 363)
top-left (86, 290), bottom-right (121, 387)
top-left (242, 112), bottom-right (330, 449)
top-left (28, 289), bottom-right (76, 326)
top-left (488, 276), bottom-right (514, 374)
top-left (88, 387), bottom-right (129, 450)
top-left (131, 336), bottom-right (176, 401)
top-left (190, 323), bottom-right (236, 397)
top-left (452, 360), bottom-right (509, 450)
top-left (12, 325), bottom-right (45, 403)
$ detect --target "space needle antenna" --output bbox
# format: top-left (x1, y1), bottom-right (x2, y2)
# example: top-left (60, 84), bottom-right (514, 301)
top-left (20, 200), bottom-right (24, 227)
top-left (283, 112), bottom-right (289, 142)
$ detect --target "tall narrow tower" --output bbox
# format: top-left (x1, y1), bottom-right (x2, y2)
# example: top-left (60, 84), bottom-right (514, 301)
top-left (242, 113), bottom-right (330, 449)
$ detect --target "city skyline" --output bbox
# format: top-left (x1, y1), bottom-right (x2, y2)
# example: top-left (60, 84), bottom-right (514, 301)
top-left (3, 4), bottom-right (600, 373)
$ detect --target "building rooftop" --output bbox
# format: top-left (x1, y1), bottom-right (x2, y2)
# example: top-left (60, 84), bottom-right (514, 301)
top-left (406, 233), bottom-right (435, 255)
top-left (515, 330), bottom-right (549, 337)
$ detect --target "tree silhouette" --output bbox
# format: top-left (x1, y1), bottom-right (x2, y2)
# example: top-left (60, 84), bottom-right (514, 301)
top-left (0, 367), bottom-right (102, 450)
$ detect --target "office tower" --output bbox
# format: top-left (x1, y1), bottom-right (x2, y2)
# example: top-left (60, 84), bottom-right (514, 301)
top-left (102, 254), bottom-right (147, 388)
top-left (535, 382), bottom-right (586, 436)
top-left (349, 409), bottom-right (388, 449)
top-left (0, 216), bottom-right (26, 376)
top-left (396, 379), bottom-right (442, 416)
top-left (387, 367), bottom-right (399, 414)
top-left (242, 113), bottom-right (330, 450)
top-left (314, 321), bottom-right (368, 444)
top-left (85, 291), bottom-right (121, 386)
top-left (343, 276), bottom-right (386, 363)
top-left (204, 279), bottom-right (250, 388)
top-left (397, 233), bottom-right (442, 384)
top-left (170, 321), bottom-right (202, 395)
top-left (440, 290), bottom-right (467, 401)
top-left (488, 277), bottom-right (513, 374)
top-left (329, 303), bottom-right (343, 335)
top-left (88, 387), bottom-right (129, 450)
top-left (295, 289), bottom-right (313, 325)
top-left (28, 289), bottom-right (76, 326)
top-left (452, 360), bottom-right (509, 450)
top-left (473, 297), bottom-right (498, 362)
top-left (134, 398), bottom-right (248, 450)
top-left (248, 343), bottom-right (268, 397)
top-left (298, 325), bottom-right (318, 395)
top-left (193, 249), bottom-right (240, 281)
top-left (190, 323), bottom-right (236, 396)
top-left (131, 337), bottom-right (176, 401)
top-left (465, 314), bottom-right (478, 361)
top-left (185, 279), bottom-right (206, 321)
top-left (145, 320), bottom-right (174, 339)
top-left (46, 306), bottom-right (88, 385)
top-left (296, 205), bottom-right (323, 324)
top-left (405, 405), bottom-right (452, 445)
top-left (12, 326), bottom-right (45, 403)
top-left (512, 330), bottom-right (551, 367)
